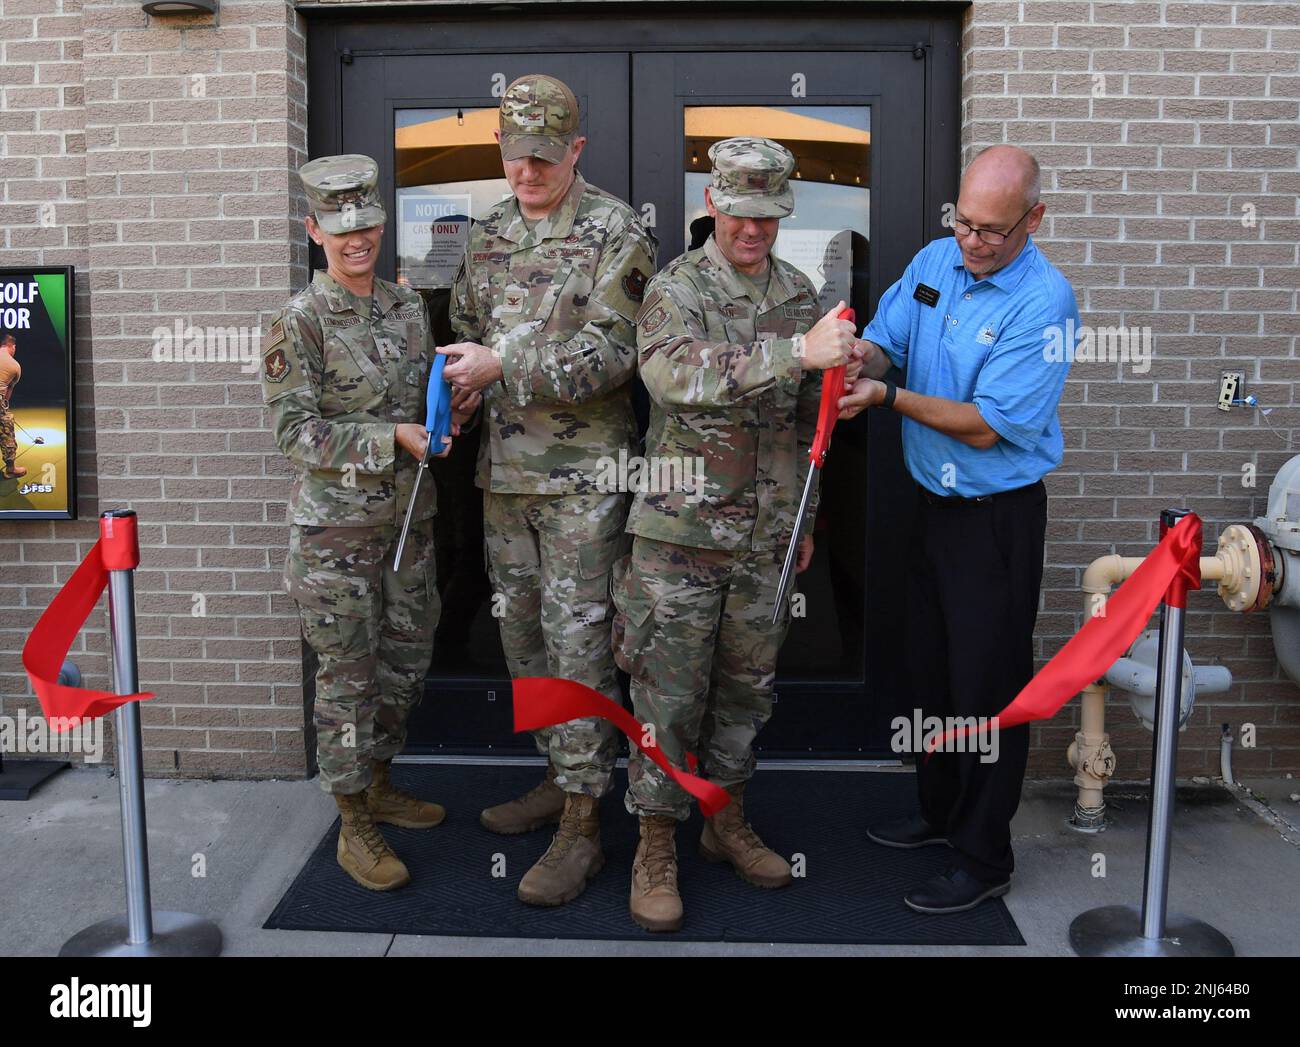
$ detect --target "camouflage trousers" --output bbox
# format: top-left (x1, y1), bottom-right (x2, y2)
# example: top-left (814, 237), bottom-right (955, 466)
top-left (288, 522), bottom-right (439, 795)
top-left (0, 398), bottom-right (15, 473)
top-left (614, 535), bottom-right (792, 820)
top-left (483, 489), bottom-right (628, 797)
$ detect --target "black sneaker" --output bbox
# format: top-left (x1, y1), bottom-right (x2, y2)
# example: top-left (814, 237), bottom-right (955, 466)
top-left (866, 815), bottom-right (949, 849)
top-left (904, 866), bottom-right (1010, 915)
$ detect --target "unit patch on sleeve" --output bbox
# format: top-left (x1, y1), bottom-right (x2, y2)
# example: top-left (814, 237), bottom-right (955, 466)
top-left (263, 346), bottom-right (289, 383)
top-left (639, 303), bottom-right (671, 337)
top-left (622, 267), bottom-right (647, 303)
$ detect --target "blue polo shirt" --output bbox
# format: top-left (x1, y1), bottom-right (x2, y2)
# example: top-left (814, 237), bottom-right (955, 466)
top-left (864, 235), bottom-right (1078, 497)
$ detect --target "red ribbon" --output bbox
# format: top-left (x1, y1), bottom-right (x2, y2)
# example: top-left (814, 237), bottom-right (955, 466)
top-left (22, 513), bottom-right (154, 730)
top-left (930, 513), bottom-right (1203, 751)
top-left (512, 677), bottom-right (731, 816)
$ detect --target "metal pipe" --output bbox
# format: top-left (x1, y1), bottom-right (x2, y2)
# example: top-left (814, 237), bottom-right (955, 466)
top-left (1070, 683), bottom-right (1111, 827)
top-left (1070, 556), bottom-right (1137, 825)
top-left (1220, 723), bottom-right (1234, 786)
top-left (1068, 510), bottom-right (1232, 957)
top-left (107, 565), bottom-right (153, 945)
top-left (1072, 551), bottom-right (1240, 824)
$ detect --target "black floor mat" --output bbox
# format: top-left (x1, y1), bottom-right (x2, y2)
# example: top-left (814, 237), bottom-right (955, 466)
top-left (264, 764), bottom-right (1024, 945)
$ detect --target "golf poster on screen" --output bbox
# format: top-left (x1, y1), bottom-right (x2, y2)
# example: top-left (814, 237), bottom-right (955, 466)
top-left (0, 266), bottom-right (75, 519)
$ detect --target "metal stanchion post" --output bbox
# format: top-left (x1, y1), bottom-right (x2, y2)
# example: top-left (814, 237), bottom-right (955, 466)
top-left (60, 509), bottom-right (222, 957)
top-left (1069, 509), bottom-right (1232, 957)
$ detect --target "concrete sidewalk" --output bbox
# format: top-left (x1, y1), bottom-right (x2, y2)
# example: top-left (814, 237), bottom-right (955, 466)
top-left (1, 764), bottom-right (1297, 957)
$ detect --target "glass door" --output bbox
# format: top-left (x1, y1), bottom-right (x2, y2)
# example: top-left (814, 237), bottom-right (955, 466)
top-left (632, 52), bottom-right (926, 754)
top-left (340, 53), bottom-right (631, 752)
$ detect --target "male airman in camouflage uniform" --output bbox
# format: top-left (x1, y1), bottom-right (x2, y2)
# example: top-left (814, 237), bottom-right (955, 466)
top-left (445, 74), bottom-right (656, 907)
top-left (0, 335), bottom-right (24, 480)
top-left (262, 154), bottom-right (478, 892)
top-left (615, 138), bottom-right (859, 931)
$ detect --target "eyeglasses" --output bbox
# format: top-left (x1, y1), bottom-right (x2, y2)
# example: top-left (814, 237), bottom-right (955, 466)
top-left (951, 204), bottom-right (1036, 246)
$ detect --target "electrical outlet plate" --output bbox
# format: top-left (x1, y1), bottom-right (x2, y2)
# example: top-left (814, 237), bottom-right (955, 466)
top-left (1218, 370), bottom-right (1244, 411)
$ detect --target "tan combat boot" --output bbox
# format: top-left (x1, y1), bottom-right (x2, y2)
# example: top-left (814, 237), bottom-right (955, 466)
top-left (365, 758), bottom-right (446, 829)
top-left (517, 792), bottom-right (604, 906)
top-left (699, 783), bottom-right (792, 888)
top-left (629, 815), bottom-right (683, 932)
top-left (334, 792), bottom-right (411, 891)
top-left (479, 763), bottom-right (564, 835)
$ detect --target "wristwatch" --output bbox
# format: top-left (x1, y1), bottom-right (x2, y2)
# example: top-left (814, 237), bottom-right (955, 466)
top-left (879, 379), bottom-right (897, 411)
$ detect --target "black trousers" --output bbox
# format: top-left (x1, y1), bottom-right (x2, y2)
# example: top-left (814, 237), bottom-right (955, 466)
top-left (904, 480), bottom-right (1047, 882)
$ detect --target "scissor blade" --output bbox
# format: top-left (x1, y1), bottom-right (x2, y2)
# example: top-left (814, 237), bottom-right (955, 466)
top-left (393, 458), bottom-right (425, 570)
top-left (771, 465), bottom-right (817, 625)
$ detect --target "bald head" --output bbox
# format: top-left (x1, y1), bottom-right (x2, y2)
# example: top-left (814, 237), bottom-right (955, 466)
top-left (952, 145), bottom-right (1045, 279)
top-left (964, 145), bottom-right (1040, 211)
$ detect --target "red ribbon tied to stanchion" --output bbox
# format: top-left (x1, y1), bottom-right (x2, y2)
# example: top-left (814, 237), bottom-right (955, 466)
top-left (22, 512), bottom-right (154, 730)
top-left (930, 512), bottom-right (1203, 752)
top-left (512, 677), bottom-right (731, 816)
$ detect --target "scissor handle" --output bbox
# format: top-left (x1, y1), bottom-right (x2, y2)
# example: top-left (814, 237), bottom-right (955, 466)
top-left (423, 352), bottom-right (453, 458)
top-left (808, 307), bottom-right (855, 467)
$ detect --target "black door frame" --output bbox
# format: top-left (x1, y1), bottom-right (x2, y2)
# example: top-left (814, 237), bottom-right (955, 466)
top-left (305, 4), bottom-right (962, 248)
top-left (302, 2), bottom-right (963, 758)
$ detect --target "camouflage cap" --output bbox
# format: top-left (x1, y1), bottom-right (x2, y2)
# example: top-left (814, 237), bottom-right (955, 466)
top-left (299, 153), bottom-right (386, 235)
top-left (708, 136), bottom-right (796, 218)
top-left (499, 74), bottom-right (580, 164)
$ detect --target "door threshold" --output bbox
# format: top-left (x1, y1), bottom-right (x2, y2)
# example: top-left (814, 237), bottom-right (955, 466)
top-left (395, 754), bottom-right (907, 772)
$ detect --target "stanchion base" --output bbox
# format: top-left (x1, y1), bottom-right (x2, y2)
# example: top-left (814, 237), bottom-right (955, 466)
top-left (1069, 904), bottom-right (1233, 957)
top-left (59, 912), bottom-right (222, 957)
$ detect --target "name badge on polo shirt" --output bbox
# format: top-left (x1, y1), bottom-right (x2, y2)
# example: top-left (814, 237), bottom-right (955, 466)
top-left (913, 283), bottom-right (940, 308)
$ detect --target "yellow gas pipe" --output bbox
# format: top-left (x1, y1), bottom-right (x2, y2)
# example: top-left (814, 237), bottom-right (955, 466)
top-left (1066, 524), bottom-right (1270, 831)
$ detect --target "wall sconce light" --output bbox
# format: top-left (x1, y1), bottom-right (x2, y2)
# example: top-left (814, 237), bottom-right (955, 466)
top-left (142, 0), bottom-right (218, 15)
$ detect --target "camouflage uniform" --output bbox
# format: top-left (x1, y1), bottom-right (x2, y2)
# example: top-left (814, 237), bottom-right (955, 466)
top-left (262, 156), bottom-right (439, 797)
top-left (450, 109), bottom-right (656, 797)
top-left (0, 347), bottom-right (19, 477)
top-left (617, 139), bottom-right (823, 820)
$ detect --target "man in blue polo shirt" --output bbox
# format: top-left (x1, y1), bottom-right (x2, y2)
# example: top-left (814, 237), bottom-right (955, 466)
top-left (838, 145), bottom-right (1078, 914)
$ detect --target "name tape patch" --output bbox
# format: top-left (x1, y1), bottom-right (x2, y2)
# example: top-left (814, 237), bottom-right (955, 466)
top-left (322, 315), bottom-right (364, 329)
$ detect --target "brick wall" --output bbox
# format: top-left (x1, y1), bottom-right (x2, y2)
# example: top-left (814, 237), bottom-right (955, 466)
top-left (0, 0), bottom-right (310, 776)
top-left (961, 0), bottom-right (1300, 775)
top-left (1, 0), bottom-right (1296, 781)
